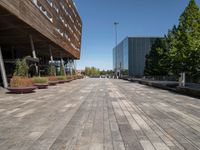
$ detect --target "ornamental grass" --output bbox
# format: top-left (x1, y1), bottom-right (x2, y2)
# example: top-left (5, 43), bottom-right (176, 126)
top-left (32, 77), bottom-right (48, 84)
top-left (10, 76), bottom-right (33, 88)
top-left (48, 76), bottom-right (58, 81)
top-left (56, 76), bottom-right (66, 81)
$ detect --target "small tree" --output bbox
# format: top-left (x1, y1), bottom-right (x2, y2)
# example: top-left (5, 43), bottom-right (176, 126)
top-left (144, 39), bottom-right (169, 76)
top-left (14, 58), bottom-right (29, 77)
top-left (60, 65), bottom-right (65, 76)
top-left (84, 67), bottom-right (100, 76)
top-left (100, 70), bottom-right (106, 75)
top-left (72, 69), bottom-right (76, 75)
top-left (85, 67), bottom-right (90, 76)
top-left (48, 64), bottom-right (56, 76)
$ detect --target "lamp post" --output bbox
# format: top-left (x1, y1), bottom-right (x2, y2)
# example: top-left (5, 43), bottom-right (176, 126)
top-left (114, 22), bottom-right (119, 78)
top-left (114, 22), bottom-right (119, 49)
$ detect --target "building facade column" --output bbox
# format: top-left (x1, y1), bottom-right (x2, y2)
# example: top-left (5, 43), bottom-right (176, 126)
top-left (29, 35), bottom-right (38, 75)
top-left (60, 53), bottom-right (66, 76)
top-left (0, 47), bottom-right (8, 88)
top-left (49, 45), bottom-right (54, 63)
top-left (49, 45), bottom-right (56, 76)
top-left (69, 58), bottom-right (73, 75)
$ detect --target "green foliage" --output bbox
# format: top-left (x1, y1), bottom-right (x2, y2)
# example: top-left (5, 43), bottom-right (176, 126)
top-left (48, 76), bottom-right (58, 81)
top-left (84, 68), bottom-right (113, 76)
top-left (10, 76), bottom-right (33, 87)
top-left (169, 0), bottom-right (200, 78)
top-left (121, 70), bottom-right (128, 76)
top-left (32, 77), bottom-right (48, 83)
top-left (60, 65), bottom-right (65, 76)
top-left (84, 67), bottom-right (100, 76)
top-left (57, 76), bottom-right (66, 81)
top-left (144, 39), bottom-right (169, 76)
top-left (144, 0), bottom-right (200, 81)
top-left (72, 69), bottom-right (76, 75)
top-left (48, 64), bottom-right (56, 76)
top-left (14, 59), bottom-right (29, 77)
top-left (100, 70), bottom-right (106, 75)
top-left (100, 70), bottom-right (114, 75)
top-left (165, 26), bottom-right (180, 76)
top-left (107, 70), bottom-right (114, 75)
top-left (66, 75), bottom-right (73, 80)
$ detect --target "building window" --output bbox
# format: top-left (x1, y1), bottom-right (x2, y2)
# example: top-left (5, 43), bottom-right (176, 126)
top-left (53, 4), bottom-right (59, 13)
top-left (71, 43), bottom-right (79, 51)
top-left (55, 28), bottom-right (64, 37)
top-left (32, 0), bottom-right (53, 22)
top-left (47, 0), bottom-right (53, 7)
top-left (64, 33), bottom-right (70, 41)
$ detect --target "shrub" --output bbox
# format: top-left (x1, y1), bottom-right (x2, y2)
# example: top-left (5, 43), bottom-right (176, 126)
top-left (57, 76), bottom-right (66, 81)
top-left (48, 76), bottom-right (58, 81)
top-left (72, 69), bottom-right (76, 75)
top-left (48, 65), bottom-right (56, 76)
top-left (73, 75), bottom-right (77, 79)
top-left (14, 59), bottom-right (29, 77)
top-left (60, 65), bottom-right (65, 76)
top-left (66, 76), bottom-right (73, 80)
top-left (10, 76), bottom-right (33, 88)
top-left (32, 77), bottom-right (48, 84)
top-left (77, 75), bottom-right (84, 79)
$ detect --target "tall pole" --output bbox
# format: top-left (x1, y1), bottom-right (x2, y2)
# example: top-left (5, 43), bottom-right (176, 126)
top-left (114, 22), bottom-right (119, 50)
top-left (30, 35), bottom-right (37, 59)
top-left (0, 47), bottom-right (8, 88)
top-left (60, 52), bottom-right (66, 76)
top-left (49, 45), bottom-right (54, 63)
top-left (114, 22), bottom-right (119, 77)
top-left (70, 59), bottom-right (73, 75)
top-left (49, 45), bottom-right (56, 76)
top-left (29, 35), bottom-right (38, 75)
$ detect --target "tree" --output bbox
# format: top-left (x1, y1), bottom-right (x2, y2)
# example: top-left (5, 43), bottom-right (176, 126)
top-left (169, 0), bottom-right (200, 79)
top-left (84, 67), bottom-right (100, 76)
top-left (48, 64), bottom-right (56, 76)
top-left (100, 70), bottom-right (106, 75)
top-left (14, 58), bottom-right (29, 77)
top-left (84, 67), bottom-right (90, 76)
top-left (60, 65), bottom-right (65, 76)
top-left (99, 70), bottom-right (114, 76)
top-left (165, 26), bottom-right (179, 76)
top-left (144, 38), bottom-right (169, 76)
top-left (144, 0), bottom-right (200, 82)
top-left (106, 70), bottom-right (114, 75)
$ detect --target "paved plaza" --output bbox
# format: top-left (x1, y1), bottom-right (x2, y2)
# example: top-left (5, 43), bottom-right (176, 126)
top-left (0, 78), bottom-right (200, 150)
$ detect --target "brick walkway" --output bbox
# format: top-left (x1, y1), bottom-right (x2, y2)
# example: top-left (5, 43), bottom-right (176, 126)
top-left (0, 79), bottom-right (199, 150)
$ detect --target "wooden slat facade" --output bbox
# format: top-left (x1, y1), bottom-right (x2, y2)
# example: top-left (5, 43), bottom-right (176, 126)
top-left (0, 0), bottom-right (82, 59)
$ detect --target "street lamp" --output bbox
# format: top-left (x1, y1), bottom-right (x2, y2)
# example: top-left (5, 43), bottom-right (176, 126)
top-left (114, 22), bottom-right (119, 49)
top-left (114, 22), bottom-right (119, 78)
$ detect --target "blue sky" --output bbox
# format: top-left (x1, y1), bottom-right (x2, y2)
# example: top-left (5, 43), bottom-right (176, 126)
top-left (74, 0), bottom-right (200, 70)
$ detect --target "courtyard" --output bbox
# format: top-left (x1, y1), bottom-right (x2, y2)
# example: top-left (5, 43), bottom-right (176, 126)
top-left (0, 78), bottom-right (200, 150)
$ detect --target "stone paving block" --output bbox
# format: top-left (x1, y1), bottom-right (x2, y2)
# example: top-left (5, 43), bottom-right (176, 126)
top-left (140, 140), bottom-right (155, 150)
top-left (0, 79), bottom-right (199, 150)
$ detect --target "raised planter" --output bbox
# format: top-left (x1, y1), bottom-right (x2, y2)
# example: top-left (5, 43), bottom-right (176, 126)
top-left (58, 80), bottom-right (65, 84)
top-left (77, 76), bottom-right (84, 79)
top-left (48, 81), bottom-right (58, 86)
top-left (7, 87), bottom-right (36, 94)
top-left (65, 79), bottom-right (73, 82)
top-left (176, 86), bottom-right (200, 97)
top-left (34, 83), bottom-right (48, 89)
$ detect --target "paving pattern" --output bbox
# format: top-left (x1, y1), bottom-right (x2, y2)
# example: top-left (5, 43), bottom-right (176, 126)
top-left (0, 78), bottom-right (200, 150)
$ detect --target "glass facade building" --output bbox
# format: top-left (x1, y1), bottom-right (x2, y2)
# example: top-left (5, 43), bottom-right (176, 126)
top-left (113, 38), bottom-right (128, 76)
top-left (113, 37), bottom-right (162, 77)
